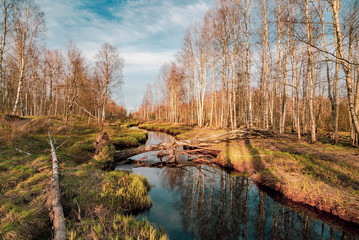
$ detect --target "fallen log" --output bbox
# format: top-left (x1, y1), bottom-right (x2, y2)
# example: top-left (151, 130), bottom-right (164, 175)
top-left (47, 133), bottom-right (66, 240)
top-left (114, 144), bottom-right (164, 161)
top-left (114, 128), bottom-right (273, 163)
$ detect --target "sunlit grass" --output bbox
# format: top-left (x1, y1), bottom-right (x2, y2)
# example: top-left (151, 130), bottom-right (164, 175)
top-left (220, 138), bottom-right (359, 215)
top-left (0, 116), bottom-right (166, 239)
top-left (106, 126), bottom-right (148, 147)
top-left (68, 215), bottom-right (168, 240)
top-left (139, 121), bottom-right (226, 141)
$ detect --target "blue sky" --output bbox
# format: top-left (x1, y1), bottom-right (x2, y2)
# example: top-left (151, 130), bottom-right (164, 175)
top-left (34, 0), bottom-right (216, 111)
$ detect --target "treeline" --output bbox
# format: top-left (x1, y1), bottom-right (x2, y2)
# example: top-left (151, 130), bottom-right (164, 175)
top-left (135, 0), bottom-right (359, 146)
top-left (0, 0), bottom-right (125, 123)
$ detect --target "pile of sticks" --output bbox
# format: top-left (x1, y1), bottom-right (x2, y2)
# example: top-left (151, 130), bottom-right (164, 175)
top-left (114, 128), bottom-right (275, 164)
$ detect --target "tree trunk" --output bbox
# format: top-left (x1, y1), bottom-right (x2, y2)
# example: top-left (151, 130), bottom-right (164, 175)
top-left (245, 0), bottom-right (252, 128)
top-left (305, 0), bottom-right (316, 143)
top-left (0, 0), bottom-right (10, 109)
top-left (279, 13), bottom-right (290, 135)
top-left (47, 133), bottom-right (66, 240)
top-left (261, 0), bottom-right (269, 129)
top-left (274, 0), bottom-right (282, 131)
top-left (12, 66), bottom-right (25, 115)
top-left (330, 0), bottom-right (359, 136)
top-left (319, 0), bottom-right (339, 144)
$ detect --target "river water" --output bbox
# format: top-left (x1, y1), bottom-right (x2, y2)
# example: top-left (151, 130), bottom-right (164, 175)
top-left (116, 130), bottom-right (358, 240)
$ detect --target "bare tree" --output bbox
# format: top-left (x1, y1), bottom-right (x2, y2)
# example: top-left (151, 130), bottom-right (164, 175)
top-left (260, 0), bottom-right (269, 129)
top-left (95, 43), bottom-right (124, 122)
top-left (141, 83), bottom-right (152, 120)
top-left (135, 0), bottom-right (359, 146)
top-left (42, 49), bottom-right (63, 115)
top-left (328, 0), bottom-right (359, 139)
top-left (305, 0), bottom-right (317, 143)
top-left (316, 0), bottom-right (339, 144)
top-left (243, 0), bottom-right (252, 128)
top-left (0, 0), bottom-right (14, 108)
top-left (11, 0), bottom-right (45, 115)
top-left (63, 42), bottom-right (85, 124)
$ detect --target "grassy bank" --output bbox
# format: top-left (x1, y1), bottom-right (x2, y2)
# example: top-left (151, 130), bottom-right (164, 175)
top-left (138, 121), bottom-right (191, 136)
top-left (0, 115), bottom-right (167, 240)
top-left (138, 121), bottom-right (225, 140)
top-left (214, 135), bottom-right (359, 224)
top-left (109, 127), bottom-right (148, 148)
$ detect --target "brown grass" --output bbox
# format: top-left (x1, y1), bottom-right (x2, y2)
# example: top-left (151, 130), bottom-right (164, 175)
top-left (0, 116), bottom-right (166, 239)
top-left (214, 135), bottom-right (359, 224)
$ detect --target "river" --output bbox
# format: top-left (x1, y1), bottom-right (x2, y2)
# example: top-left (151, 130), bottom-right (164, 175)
top-left (116, 130), bottom-right (358, 240)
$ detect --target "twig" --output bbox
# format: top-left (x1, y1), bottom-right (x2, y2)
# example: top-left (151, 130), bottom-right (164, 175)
top-left (74, 101), bottom-right (100, 121)
top-left (15, 148), bottom-right (31, 156)
top-left (195, 124), bottom-right (208, 139)
top-left (74, 198), bottom-right (81, 221)
top-left (55, 137), bottom-right (71, 150)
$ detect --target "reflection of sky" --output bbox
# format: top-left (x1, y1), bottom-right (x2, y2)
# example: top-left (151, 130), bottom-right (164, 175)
top-left (134, 167), bottom-right (194, 239)
top-left (145, 131), bottom-right (176, 146)
top-left (132, 166), bottom-right (352, 240)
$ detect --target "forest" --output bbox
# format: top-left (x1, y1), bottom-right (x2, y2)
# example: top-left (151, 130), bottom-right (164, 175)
top-left (1, 0), bottom-right (359, 239)
top-left (136, 0), bottom-right (359, 147)
top-left (0, 0), bottom-right (126, 124)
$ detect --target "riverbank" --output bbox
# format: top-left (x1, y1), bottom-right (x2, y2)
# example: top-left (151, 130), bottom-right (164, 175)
top-left (139, 121), bottom-right (359, 226)
top-left (0, 115), bottom-right (167, 239)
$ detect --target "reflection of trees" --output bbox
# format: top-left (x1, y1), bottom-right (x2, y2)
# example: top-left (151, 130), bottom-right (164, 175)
top-left (158, 165), bottom-right (351, 240)
top-left (161, 167), bottom-right (186, 190)
top-left (169, 166), bottom-right (249, 239)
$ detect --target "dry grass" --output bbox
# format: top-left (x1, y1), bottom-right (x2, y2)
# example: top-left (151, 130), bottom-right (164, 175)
top-left (216, 136), bottom-right (359, 223)
top-left (0, 116), bottom-right (166, 239)
top-left (139, 121), bottom-right (226, 140)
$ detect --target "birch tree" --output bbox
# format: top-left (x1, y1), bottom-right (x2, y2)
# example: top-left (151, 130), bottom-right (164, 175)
top-left (305, 0), bottom-right (317, 143)
top-left (260, 0), bottom-right (269, 129)
top-left (0, 0), bottom-right (14, 108)
top-left (328, 0), bottom-right (359, 139)
top-left (63, 43), bottom-right (85, 124)
top-left (95, 43), bottom-right (124, 122)
top-left (11, 0), bottom-right (45, 115)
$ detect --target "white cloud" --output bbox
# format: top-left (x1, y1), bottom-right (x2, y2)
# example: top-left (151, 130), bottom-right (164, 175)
top-left (34, 0), bottom-right (217, 109)
top-left (122, 51), bottom-right (175, 74)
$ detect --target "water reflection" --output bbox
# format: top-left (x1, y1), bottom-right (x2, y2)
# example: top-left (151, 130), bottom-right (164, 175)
top-left (145, 131), bottom-right (176, 146)
top-left (115, 131), bottom-right (190, 171)
top-left (134, 166), bottom-right (358, 240)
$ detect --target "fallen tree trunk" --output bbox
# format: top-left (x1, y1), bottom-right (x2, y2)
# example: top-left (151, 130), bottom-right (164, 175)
top-left (114, 144), bottom-right (166, 161)
top-left (114, 128), bottom-right (274, 162)
top-left (47, 133), bottom-right (66, 240)
top-left (114, 142), bottom-right (219, 162)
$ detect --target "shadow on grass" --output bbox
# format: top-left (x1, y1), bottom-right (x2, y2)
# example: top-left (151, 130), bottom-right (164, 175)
top-left (316, 135), bottom-right (351, 147)
top-left (243, 138), bottom-right (280, 188)
top-left (276, 144), bottom-right (359, 192)
top-left (223, 138), bottom-right (232, 168)
top-left (244, 138), bottom-right (266, 172)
